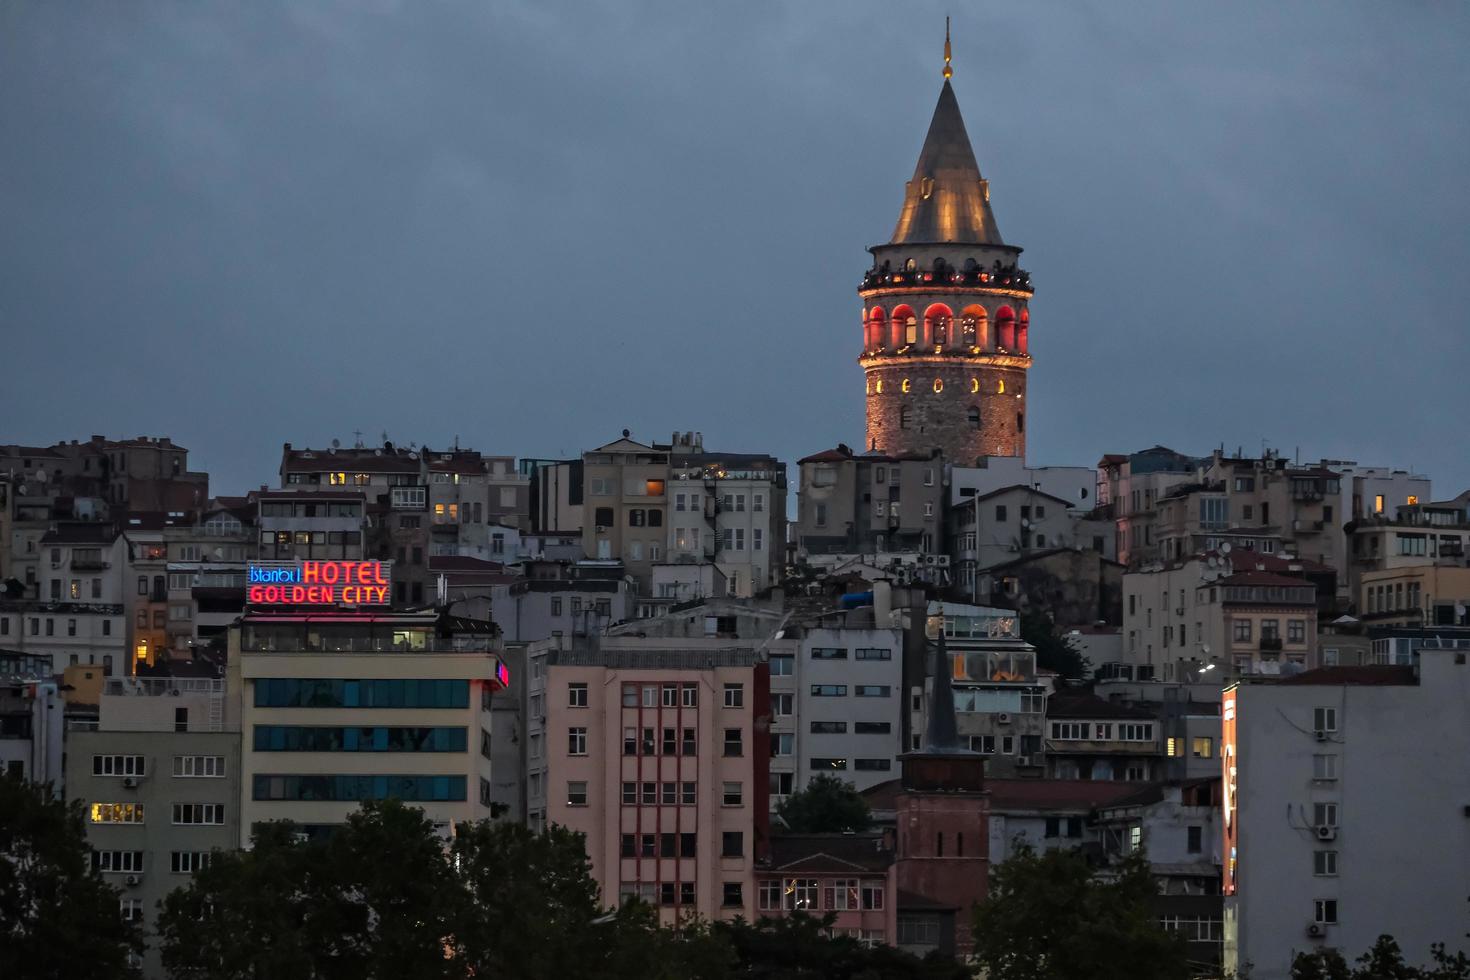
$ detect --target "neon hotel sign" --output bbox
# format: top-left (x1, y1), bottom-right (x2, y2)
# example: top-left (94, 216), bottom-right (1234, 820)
top-left (247, 561), bottom-right (390, 606)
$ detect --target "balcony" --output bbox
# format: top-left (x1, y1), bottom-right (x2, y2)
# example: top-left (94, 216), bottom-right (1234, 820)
top-left (105, 677), bottom-right (224, 697)
top-left (1259, 636), bottom-right (1283, 652)
top-left (70, 558), bottom-right (112, 571)
top-left (861, 265), bottom-right (1032, 292)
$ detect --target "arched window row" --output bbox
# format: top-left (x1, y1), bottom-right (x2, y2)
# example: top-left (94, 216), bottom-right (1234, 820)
top-left (866, 376), bottom-right (1015, 397)
top-left (863, 302), bottom-right (1027, 355)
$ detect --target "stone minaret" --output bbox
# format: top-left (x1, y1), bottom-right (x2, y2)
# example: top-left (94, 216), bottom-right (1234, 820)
top-left (860, 29), bottom-right (1033, 464)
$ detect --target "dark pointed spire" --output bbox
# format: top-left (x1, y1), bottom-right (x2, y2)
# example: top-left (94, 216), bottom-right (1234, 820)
top-left (889, 45), bottom-right (1003, 247)
top-left (923, 627), bottom-right (965, 753)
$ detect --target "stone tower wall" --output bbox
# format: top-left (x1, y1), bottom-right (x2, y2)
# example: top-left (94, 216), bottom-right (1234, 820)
top-left (863, 359), bottom-right (1027, 464)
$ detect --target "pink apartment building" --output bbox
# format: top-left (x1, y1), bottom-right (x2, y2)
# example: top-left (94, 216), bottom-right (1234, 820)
top-left (542, 641), bottom-right (769, 923)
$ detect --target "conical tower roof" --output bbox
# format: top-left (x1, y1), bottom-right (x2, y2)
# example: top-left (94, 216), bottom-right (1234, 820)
top-left (889, 80), bottom-right (1004, 246)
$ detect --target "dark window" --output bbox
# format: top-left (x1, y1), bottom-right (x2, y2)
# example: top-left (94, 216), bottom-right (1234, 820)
top-left (662, 728), bottom-right (676, 755)
top-left (594, 507), bottom-right (614, 526)
top-left (680, 881), bottom-right (695, 905)
top-left (174, 707), bottom-right (188, 732)
top-left (620, 834), bottom-right (635, 857)
top-left (722, 882), bottom-right (743, 907)
top-left (723, 728), bottom-right (743, 756)
top-left (660, 833), bottom-right (676, 858)
top-left (1188, 825), bottom-right (1203, 853)
top-left (680, 833), bottom-right (697, 857)
top-left (682, 728), bottom-right (697, 755)
top-left (660, 883), bottom-right (675, 906)
top-left (722, 831), bottom-right (743, 857)
top-left (995, 505), bottom-right (1007, 522)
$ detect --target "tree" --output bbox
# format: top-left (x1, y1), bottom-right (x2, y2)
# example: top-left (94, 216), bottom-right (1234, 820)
top-left (776, 774), bottom-right (872, 833)
top-left (713, 913), bottom-right (972, 979)
top-left (157, 800), bottom-right (468, 979)
top-left (1291, 936), bottom-right (1470, 980)
top-left (451, 820), bottom-right (609, 979)
top-left (0, 774), bottom-right (144, 979)
top-left (972, 846), bottom-right (1187, 980)
top-left (1020, 612), bottom-right (1089, 679)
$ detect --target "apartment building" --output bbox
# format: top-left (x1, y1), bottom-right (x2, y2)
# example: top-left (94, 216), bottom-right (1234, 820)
top-left (1124, 552), bottom-right (1328, 680)
top-left (67, 670), bottom-right (240, 976)
top-left (489, 562), bottom-right (633, 643)
top-left (581, 435), bottom-right (671, 591)
top-left (1223, 653), bottom-right (1470, 980)
top-left (1097, 447), bottom-right (1198, 567)
top-left (1096, 780), bottom-right (1224, 973)
top-left (664, 432), bottom-right (786, 597)
top-left (1045, 691), bottom-right (1163, 781)
top-left (4, 523), bottom-right (129, 676)
top-left (753, 834), bottom-right (896, 948)
top-left (937, 603), bottom-right (1044, 777)
top-left (1093, 678), bottom-right (1223, 781)
top-left (949, 456), bottom-right (1096, 510)
top-left (1347, 491), bottom-right (1470, 609)
top-left (229, 580), bottom-right (508, 842)
top-left (793, 623), bottom-right (904, 792)
top-left (949, 484), bottom-right (1115, 598)
top-left (0, 651), bottom-right (62, 783)
top-left (529, 637), bottom-right (768, 923)
top-left (795, 445), bottom-right (946, 558)
top-left (163, 497), bottom-right (256, 651)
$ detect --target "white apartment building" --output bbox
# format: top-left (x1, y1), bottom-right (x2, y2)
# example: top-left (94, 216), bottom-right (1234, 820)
top-left (1224, 650), bottom-right (1470, 979)
top-left (949, 456), bottom-right (1096, 510)
top-left (67, 673), bottom-right (241, 977)
top-left (4, 527), bottom-right (128, 676)
top-left (794, 624), bottom-right (904, 792)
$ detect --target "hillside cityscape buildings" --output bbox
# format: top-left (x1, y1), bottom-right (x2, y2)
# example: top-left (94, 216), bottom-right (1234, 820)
top-left (3, 39), bottom-right (1467, 980)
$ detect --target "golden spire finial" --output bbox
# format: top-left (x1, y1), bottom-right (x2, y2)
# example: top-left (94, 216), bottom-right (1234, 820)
top-left (943, 16), bottom-right (953, 79)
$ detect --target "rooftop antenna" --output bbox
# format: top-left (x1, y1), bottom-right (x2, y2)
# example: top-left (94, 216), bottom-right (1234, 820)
top-left (943, 16), bottom-right (953, 79)
top-left (353, 429), bottom-right (364, 449)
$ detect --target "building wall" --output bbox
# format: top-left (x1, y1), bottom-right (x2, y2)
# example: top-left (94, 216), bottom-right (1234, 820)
top-left (863, 358), bottom-right (1027, 462)
top-left (1225, 655), bottom-right (1470, 979)
top-left (232, 634), bottom-right (500, 842)
top-left (796, 627), bottom-right (903, 791)
top-left (540, 653), bottom-right (759, 922)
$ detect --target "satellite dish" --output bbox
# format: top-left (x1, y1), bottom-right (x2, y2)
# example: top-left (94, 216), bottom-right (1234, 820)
top-left (34, 469), bottom-right (48, 483)
top-left (331, 438), bottom-right (341, 449)
top-left (1220, 542), bottom-right (1232, 554)
top-left (17, 484), bottom-right (27, 495)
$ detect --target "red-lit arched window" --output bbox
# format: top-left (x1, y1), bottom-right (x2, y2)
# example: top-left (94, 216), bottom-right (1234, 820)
top-left (996, 306), bottom-right (1016, 350)
top-left (924, 303), bottom-right (954, 349)
top-left (960, 305), bottom-right (988, 349)
top-left (891, 305), bottom-right (917, 348)
top-left (1017, 309), bottom-right (1030, 355)
top-left (866, 307), bottom-right (887, 349)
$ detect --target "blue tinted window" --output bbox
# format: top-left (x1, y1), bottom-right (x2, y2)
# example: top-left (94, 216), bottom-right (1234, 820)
top-left (253, 679), bottom-right (468, 709)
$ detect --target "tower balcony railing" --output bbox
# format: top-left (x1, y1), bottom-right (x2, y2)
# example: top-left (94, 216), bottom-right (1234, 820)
top-left (859, 345), bottom-right (1031, 361)
top-left (860, 266), bottom-right (1031, 291)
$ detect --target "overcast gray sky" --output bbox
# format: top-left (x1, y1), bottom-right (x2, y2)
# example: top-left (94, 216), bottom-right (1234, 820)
top-left (2, 1), bottom-right (1467, 497)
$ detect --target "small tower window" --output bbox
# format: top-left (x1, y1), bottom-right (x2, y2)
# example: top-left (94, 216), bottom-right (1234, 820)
top-left (904, 258), bottom-right (917, 272)
top-left (967, 407), bottom-right (980, 429)
top-left (901, 379), bottom-right (911, 393)
top-left (904, 316), bottom-right (917, 345)
top-left (970, 378), bottom-right (979, 394)
top-left (899, 405), bottom-right (912, 430)
top-left (933, 379), bottom-right (943, 393)
top-left (997, 379), bottom-right (1005, 394)
top-left (875, 379), bottom-right (884, 394)
top-left (1017, 412), bottom-right (1025, 433)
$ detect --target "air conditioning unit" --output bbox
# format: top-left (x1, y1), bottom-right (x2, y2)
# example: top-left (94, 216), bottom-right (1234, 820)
top-left (594, 525), bottom-right (607, 533)
top-left (997, 713), bottom-right (1012, 725)
top-left (1315, 826), bottom-right (1337, 841)
top-left (1016, 755), bottom-right (1034, 767)
top-left (933, 555), bottom-right (950, 567)
top-left (122, 777), bottom-right (138, 789)
top-left (1175, 607), bottom-right (1185, 616)
top-left (1306, 923), bottom-right (1324, 939)
top-left (125, 874), bottom-right (142, 887)
top-left (1314, 730), bottom-right (1330, 742)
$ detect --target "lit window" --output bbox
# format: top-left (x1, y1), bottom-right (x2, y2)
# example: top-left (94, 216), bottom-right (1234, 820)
top-left (970, 378), bottom-right (979, 393)
top-left (932, 378), bottom-right (943, 393)
top-left (901, 378), bottom-right (911, 393)
top-left (997, 379), bottom-right (1005, 394)
top-left (875, 379), bottom-right (883, 393)
top-left (1407, 495), bottom-right (1419, 506)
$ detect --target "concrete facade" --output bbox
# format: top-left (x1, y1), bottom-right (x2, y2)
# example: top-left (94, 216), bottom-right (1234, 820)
top-left (532, 639), bottom-right (766, 923)
top-left (67, 674), bottom-right (241, 978)
top-left (230, 609), bottom-right (506, 842)
top-left (1224, 655), bottom-right (1470, 979)
top-left (795, 446), bottom-right (946, 558)
top-left (795, 625), bottom-right (904, 792)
